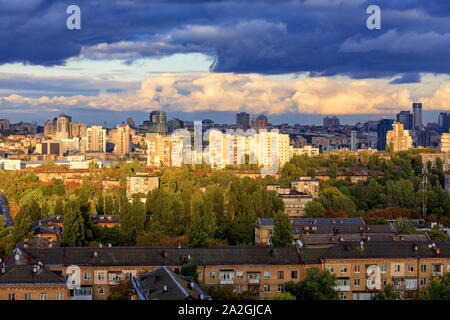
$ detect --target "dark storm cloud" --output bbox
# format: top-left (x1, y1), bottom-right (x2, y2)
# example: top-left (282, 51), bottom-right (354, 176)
top-left (1, 0), bottom-right (450, 78)
top-left (389, 73), bottom-right (422, 84)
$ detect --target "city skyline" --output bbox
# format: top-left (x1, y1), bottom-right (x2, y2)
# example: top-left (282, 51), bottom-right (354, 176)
top-left (0, 1), bottom-right (450, 124)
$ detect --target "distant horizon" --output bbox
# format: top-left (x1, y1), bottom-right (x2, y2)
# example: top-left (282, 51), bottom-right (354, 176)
top-left (0, 109), bottom-right (446, 129)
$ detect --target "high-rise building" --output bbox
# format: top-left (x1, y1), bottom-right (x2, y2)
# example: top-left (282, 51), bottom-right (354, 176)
top-left (86, 125), bottom-right (107, 152)
top-left (323, 116), bottom-right (340, 128)
top-left (386, 121), bottom-right (412, 152)
top-left (127, 117), bottom-right (136, 129)
top-left (146, 133), bottom-right (184, 167)
top-left (441, 133), bottom-right (450, 153)
top-left (412, 102), bottom-right (422, 130)
top-left (236, 112), bottom-right (250, 131)
top-left (251, 115), bottom-right (268, 132)
top-left (376, 119), bottom-right (394, 151)
top-left (396, 111), bottom-right (413, 130)
top-left (167, 118), bottom-right (183, 133)
top-left (0, 119), bottom-right (10, 131)
top-left (114, 125), bottom-right (131, 156)
top-left (70, 122), bottom-right (87, 138)
top-left (56, 113), bottom-right (71, 140)
top-left (44, 117), bottom-right (57, 137)
top-left (416, 129), bottom-right (431, 147)
top-left (438, 112), bottom-right (449, 133)
top-left (350, 130), bottom-right (357, 151)
top-left (148, 111), bottom-right (167, 134)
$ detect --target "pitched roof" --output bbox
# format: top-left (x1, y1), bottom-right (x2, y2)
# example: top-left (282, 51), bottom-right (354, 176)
top-left (0, 265), bottom-right (65, 285)
top-left (300, 233), bottom-right (429, 245)
top-left (23, 246), bottom-right (302, 266)
top-left (257, 217), bottom-right (365, 227)
top-left (291, 224), bottom-right (395, 235)
top-left (132, 266), bottom-right (209, 300)
top-left (322, 241), bottom-right (450, 260)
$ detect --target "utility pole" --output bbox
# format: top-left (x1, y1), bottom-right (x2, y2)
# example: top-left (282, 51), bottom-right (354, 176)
top-left (422, 163), bottom-right (428, 219)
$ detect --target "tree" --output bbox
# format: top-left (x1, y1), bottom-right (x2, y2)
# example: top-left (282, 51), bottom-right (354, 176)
top-left (373, 284), bottom-right (395, 300)
top-left (426, 226), bottom-right (450, 241)
top-left (283, 267), bottom-right (339, 300)
top-left (62, 199), bottom-right (85, 247)
top-left (270, 292), bottom-right (296, 300)
top-left (304, 201), bottom-right (326, 218)
top-left (270, 211), bottom-right (293, 247)
top-left (187, 193), bottom-right (216, 247)
top-left (419, 273), bottom-right (450, 300)
top-left (181, 262), bottom-right (198, 280)
top-left (11, 205), bottom-right (33, 245)
top-left (393, 217), bottom-right (416, 235)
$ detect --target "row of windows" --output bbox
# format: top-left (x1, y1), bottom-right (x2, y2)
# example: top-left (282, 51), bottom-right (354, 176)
top-left (210, 271), bottom-right (298, 280)
top-left (328, 264), bottom-right (450, 275)
top-left (8, 292), bottom-right (64, 300)
top-left (235, 284), bottom-right (284, 293)
top-left (82, 272), bottom-right (133, 281)
top-left (340, 277), bottom-right (428, 287)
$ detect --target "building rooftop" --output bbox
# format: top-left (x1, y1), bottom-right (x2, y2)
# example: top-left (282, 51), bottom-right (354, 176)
top-left (257, 217), bottom-right (366, 227)
top-left (23, 246), bottom-right (302, 266)
top-left (132, 266), bottom-right (210, 300)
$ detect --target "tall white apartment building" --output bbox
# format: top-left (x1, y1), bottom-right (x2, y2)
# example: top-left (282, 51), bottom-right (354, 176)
top-left (86, 125), bottom-right (106, 152)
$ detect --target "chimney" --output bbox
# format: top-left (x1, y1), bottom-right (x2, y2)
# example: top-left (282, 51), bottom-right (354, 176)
top-left (344, 244), bottom-right (350, 251)
top-left (163, 285), bottom-right (168, 293)
top-left (269, 248), bottom-right (275, 257)
top-left (155, 275), bottom-right (160, 283)
top-left (161, 249), bottom-right (166, 258)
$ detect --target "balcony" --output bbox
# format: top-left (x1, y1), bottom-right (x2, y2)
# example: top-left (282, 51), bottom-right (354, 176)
top-left (70, 287), bottom-right (92, 300)
top-left (392, 278), bottom-right (404, 290)
top-left (334, 278), bottom-right (350, 291)
top-left (405, 278), bottom-right (418, 291)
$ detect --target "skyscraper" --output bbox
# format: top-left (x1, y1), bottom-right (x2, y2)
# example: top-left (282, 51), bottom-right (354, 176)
top-left (148, 110), bottom-right (168, 134)
top-left (438, 112), bottom-right (449, 133)
top-left (386, 121), bottom-right (412, 152)
top-left (114, 125), bottom-right (131, 156)
top-left (236, 112), bottom-right (250, 131)
top-left (86, 125), bottom-right (106, 152)
top-left (396, 111), bottom-right (413, 130)
top-left (376, 119), bottom-right (394, 151)
top-left (412, 103), bottom-right (422, 130)
top-left (323, 116), bottom-right (340, 128)
top-left (251, 115), bottom-right (268, 132)
top-left (56, 113), bottom-right (71, 140)
top-left (351, 130), bottom-right (357, 151)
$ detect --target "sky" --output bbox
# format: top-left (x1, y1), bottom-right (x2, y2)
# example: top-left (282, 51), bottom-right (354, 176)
top-left (0, 0), bottom-right (450, 126)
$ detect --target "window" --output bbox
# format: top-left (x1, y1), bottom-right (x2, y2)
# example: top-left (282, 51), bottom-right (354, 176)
top-left (125, 272), bottom-right (132, 280)
top-left (236, 272), bottom-right (243, 280)
top-left (341, 265), bottom-right (347, 275)
top-left (56, 292), bottom-right (63, 300)
top-left (354, 278), bottom-right (360, 287)
top-left (84, 272), bottom-right (91, 280)
top-left (40, 293), bottom-right (48, 300)
top-left (264, 271), bottom-right (270, 280)
top-left (394, 265), bottom-right (401, 273)
top-left (277, 271), bottom-right (284, 279)
top-left (447, 265), bottom-right (450, 273)
top-left (263, 285), bottom-right (270, 292)
top-left (220, 271), bottom-right (234, 282)
top-left (209, 272), bottom-right (216, 280)
top-left (394, 293), bottom-right (401, 300)
top-left (328, 266), bottom-right (334, 273)
top-left (420, 278), bottom-right (427, 286)
top-left (277, 285), bottom-right (283, 293)
top-left (98, 286), bottom-right (105, 295)
top-left (291, 271), bottom-right (298, 279)
top-left (381, 265), bottom-right (387, 274)
top-left (354, 265), bottom-right (360, 273)
top-left (109, 273), bottom-right (122, 284)
top-left (340, 292), bottom-right (347, 300)
top-left (24, 293), bottom-right (31, 300)
top-left (236, 285), bottom-right (243, 293)
top-left (98, 273), bottom-right (105, 281)
top-left (407, 265), bottom-right (414, 273)
top-left (421, 265), bottom-right (427, 273)
top-left (8, 293), bottom-right (15, 301)
top-left (382, 278), bottom-right (387, 286)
